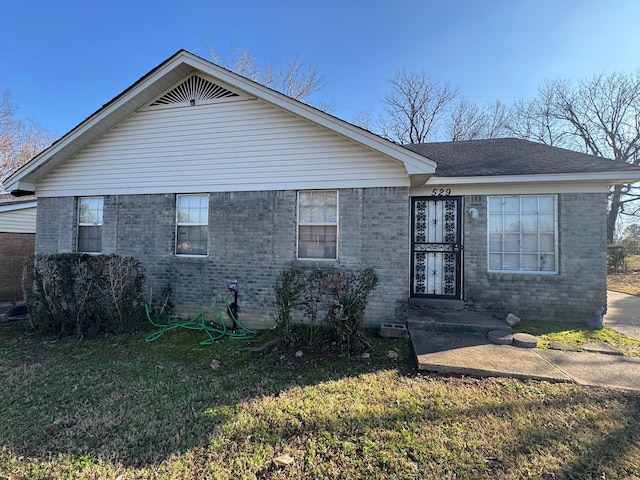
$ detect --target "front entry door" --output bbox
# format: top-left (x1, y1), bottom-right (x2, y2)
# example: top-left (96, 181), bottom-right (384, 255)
top-left (411, 197), bottom-right (462, 299)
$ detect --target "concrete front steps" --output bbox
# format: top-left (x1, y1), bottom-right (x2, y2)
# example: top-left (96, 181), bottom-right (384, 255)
top-left (407, 306), bottom-right (512, 336)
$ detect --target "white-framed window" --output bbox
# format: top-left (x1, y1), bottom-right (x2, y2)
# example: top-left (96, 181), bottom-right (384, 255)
top-left (488, 195), bottom-right (557, 273)
top-left (297, 190), bottom-right (338, 260)
top-left (176, 194), bottom-right (209, 256)
top-left (77, 197), bottom-right (104, 253)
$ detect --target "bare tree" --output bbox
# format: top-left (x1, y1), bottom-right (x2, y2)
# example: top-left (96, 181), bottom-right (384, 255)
top-left (446, 99), bottom-right (511, 141)
top-left (377, 69), bottom-right (458, 144)
top-left (1, 91), bottom-right (54, 188)
top-left (510, 73), bottom-right (640, 243)
top-left (508, 82), bottom-right (570, 146)
top-left (207, 45), bottom-right (329, 109)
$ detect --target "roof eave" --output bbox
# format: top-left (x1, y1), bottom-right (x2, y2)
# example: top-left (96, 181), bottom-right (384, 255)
top-left (425, 171), bottom-right (640, 185)
top-left (4, 180), bottom-right (36, 195)
top-left (0, 200), bottom-right (37, 213)
top-left (5, 53), bottom-right (197, 195)
top-left (5, 50), bottom-right (436, 195)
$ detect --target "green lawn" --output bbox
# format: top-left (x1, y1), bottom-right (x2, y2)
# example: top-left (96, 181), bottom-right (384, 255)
top-left (2, 322), bottom-right (640, 479)
top-left (513, 319), bottom-right (640, 357)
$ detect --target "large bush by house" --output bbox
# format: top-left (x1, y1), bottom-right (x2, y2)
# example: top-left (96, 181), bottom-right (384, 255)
top-left (23, 254), bottom-right (146, 338)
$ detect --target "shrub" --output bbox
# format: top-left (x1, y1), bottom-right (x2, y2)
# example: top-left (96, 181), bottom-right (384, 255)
top-left (274, 266), bottom-right (379, 352)
top-left (325, 268), bottom-right (379, 353)
top-left (23, 254), bottom-right (146, 338)
top-left (607, 245), bottom-right (626, 273)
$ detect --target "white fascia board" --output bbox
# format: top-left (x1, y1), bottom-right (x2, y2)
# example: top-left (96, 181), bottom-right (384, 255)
top-left (425, 171), bottom-right (640, 185)
top-left (411, 182), bottom-right (611, 196)
top-left (0, 201), bottom-right (37, 213)
top-left (3, 179), bottom-right (36, 194)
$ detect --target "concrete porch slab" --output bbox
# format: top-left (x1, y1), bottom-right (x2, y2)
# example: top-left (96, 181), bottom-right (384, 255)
top-left (410, 330), bottom-right (572, 383)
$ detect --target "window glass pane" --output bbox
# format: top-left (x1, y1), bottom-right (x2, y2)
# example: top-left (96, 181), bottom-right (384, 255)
top-left (78, 226), bottom-right (102, 253)
top-left (521, 214), bottom-right (537, 233)
top-left (79, 197), bottom-right (103, 225)
top-left (298, 225), bottom-right (337, 259)
top-left (522, 254), bottom-right (538, 270)
top-left (522, 234), bottom-right (538, 252)
top-left (488, 215), bottom-right (503, 233)
top-left (520, 197), bottom-right (538, 212)
top-left (538, 213), bottom-right (554, 232)
top-left (177, 195), bottom-right (208, 224)
top-left (488, 197), bottom-right (503, 214)
top-left (504, 215), bottom-right (520, 232)
top-left (539, 196), bottom-right (554, 212)
top-left (176, 195), bottom-right (208, 255)
top-left (540, 254), bottom-right (555, 271)
top-left (298, 191), bottom-right (338, 260)
top-left (176, 226), bottom-right (207, 255)
top-left (299, 191), bottom-right (337, 223)
top-left (504, 234), bottom-right (520, 252)
top-left (488, 233), bottom-right (502, 252)
top-left (540, 233), bottom-right (554, 252)
top-left (489, 253), bottom-right (502, 270)
top-left (503, 197), bottom-right (520, 213)
top-left (503, 254), bottom-right (520, 270)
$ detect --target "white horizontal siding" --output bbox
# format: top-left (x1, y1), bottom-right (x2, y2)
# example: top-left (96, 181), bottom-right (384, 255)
top-left (0, 207), bottom-right (37, 233)
top-left (38, 98), bottom-right (409, 196)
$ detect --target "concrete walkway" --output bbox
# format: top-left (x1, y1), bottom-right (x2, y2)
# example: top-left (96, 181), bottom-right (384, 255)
top-left (605, 290), bottom-right (640, 339)
top-left (410, 291), bottom-right (640, 391)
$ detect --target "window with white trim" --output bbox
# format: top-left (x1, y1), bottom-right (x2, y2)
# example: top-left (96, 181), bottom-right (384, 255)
top-left (176, 194), bottom-right (209, 256)
top-left (297, 190), bottom-right (338, 260)
top-left (488, 195), bottom-right (557, 273)
top-left (77, 197), bottom-right (104, 253)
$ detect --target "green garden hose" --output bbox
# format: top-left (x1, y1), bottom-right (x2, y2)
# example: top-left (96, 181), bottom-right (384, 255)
top-left (144, 298), bottom-right (256, 346)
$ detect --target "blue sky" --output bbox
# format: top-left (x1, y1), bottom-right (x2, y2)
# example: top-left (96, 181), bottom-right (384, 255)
top-left (2, 0), bottom-right (639, 137)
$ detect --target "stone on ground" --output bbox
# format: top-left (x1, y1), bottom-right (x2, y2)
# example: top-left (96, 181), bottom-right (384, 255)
top-left (506, 313), bottom-right (521, 326)
top-left (488, 330), bottom-right (513, 345)
top-left (512, 332), bottom-right (538, 349)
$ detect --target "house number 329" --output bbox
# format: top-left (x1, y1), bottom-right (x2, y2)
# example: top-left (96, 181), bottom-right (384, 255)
top-left (432, 188), bottom-right (452, 196)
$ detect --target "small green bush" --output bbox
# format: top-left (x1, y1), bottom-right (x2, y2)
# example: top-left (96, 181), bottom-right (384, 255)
top-left (23, 254), bottom-right (146, 338)
top-left (274, 266), bottom-right (378, 352)
top-left (607, 245), bottom-right (626, 272)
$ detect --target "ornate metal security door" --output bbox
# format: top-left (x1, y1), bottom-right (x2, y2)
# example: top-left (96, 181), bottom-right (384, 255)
top-left (411, 197), bottom-right (462, 299)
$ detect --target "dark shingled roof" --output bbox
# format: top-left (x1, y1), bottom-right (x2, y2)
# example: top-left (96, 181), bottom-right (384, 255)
top-left (404, 138), bottom-right (640, 177)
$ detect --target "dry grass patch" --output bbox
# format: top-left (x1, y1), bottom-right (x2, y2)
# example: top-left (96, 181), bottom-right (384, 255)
top-left (608, 254), bottom-right (640, 295)
top-left (608, 273), bottom-right (640, 296)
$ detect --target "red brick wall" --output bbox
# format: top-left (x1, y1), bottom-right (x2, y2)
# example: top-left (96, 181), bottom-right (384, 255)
top-left (0, 232), bottom-right (35, 301)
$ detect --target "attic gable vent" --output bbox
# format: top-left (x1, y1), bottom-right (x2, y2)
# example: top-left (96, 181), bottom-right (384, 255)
top-left (150, 75), bottom-right (239, 106)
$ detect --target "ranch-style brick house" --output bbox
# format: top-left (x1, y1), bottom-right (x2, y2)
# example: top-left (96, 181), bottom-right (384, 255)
top-left (6, 50), bottom-right (640, 326)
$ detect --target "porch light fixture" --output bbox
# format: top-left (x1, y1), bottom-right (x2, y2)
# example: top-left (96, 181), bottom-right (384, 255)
top-left (468, 207), bottom-right (479, 219)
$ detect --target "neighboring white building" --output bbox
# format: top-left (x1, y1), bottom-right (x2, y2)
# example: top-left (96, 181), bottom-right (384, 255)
top-left (0, 195), bottom-right (36, 301)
